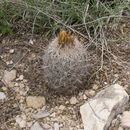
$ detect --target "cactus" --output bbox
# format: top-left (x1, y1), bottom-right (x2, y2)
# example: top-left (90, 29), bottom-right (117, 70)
top-left (42, 31), bottom-right (90, 93)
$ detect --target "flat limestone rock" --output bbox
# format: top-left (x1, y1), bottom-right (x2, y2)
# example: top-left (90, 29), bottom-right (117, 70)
top-left (80, 84), bottom-right (129, 130)
top-left (31, 122), bottom-right (44, 130)
top-left (3, 70), bottom-right (16, 84)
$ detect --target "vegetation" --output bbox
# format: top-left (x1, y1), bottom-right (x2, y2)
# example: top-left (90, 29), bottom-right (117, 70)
top-left (0, 0), bottom-right (130, 37)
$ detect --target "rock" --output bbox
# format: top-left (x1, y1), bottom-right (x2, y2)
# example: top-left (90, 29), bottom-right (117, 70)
top-left (88, 90), bottom-right (95, 97)
top-left (31, 122), bottom-right (44, 130)
top-left (59, 105), bottom-right (65, 110)
top-left (118, 127), bottom-right (124, 130)
top-left (3, 70), bottom-right (16, 83)
top-left (15, 115), bottom-right (26, 128)
top-left (42, 123), bottom-right (51, 129)
top-left (26, 96), bottom-right (46, 109)
top-left (0, 92), bottom-right (6, 100)
top-left (16, 75), bottom-right (24, 81)
top-left (19, 75), bottom-right (24, 80)
top-left (80, 84), bottom-right (129, 130)
top-left (92, 84), bottom-right (99, 90)
top-left (9, 49), bottom-right (14, 54)
top-left (83, 94), bottom-right (87, 100)
top-left (54, 122), bottom-right (60, 130)
top-left (121, 111), bottom-right (130, 129)
top-left (33, 110), bottom-right (50, 119)
top-left (70, 97), bottom-right (78, 105)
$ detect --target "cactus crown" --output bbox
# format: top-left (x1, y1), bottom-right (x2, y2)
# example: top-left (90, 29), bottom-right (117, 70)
top-left (58, 31), bottom-right (74, 47)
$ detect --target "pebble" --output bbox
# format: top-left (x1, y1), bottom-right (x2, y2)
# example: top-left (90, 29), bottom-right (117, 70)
top-left (16, 75), bottom-right (24, 81)
top-left (26, 96), bottom-right (46, 109)
top-left (0, 92), bottom-right (6, 100)
top-left (15, 115), bottom-right (26, 128)
top-left (33, 110), bottom-right (50, 119)
top-left (9, 49), bottom-right (14, 54)
top-left (42, 123), bottom-right (51, 129)
top-left (54, 122), bottom-right (60, 130)
top-left (121, 111), bottom-right (130, 129)
top-left (70, 97), bottom-right (78, 105)
top-left (31, 122), bottom-right (44, 130)
top-left (19, 75), bottom-right (24, 81)
top-left (88, 90), bottom-right (95, 97)
top-left (118, 127), bottom-right (124, 130)
top-left (83, 94), bottom-right (87, 100)
top-left (3, 70), bottom-right (16, 83)
top-left (92, 84), bottom-right (99, 90)
top-left (6, 60), bottom-right (13, 65)
top-left (59, 105), bottom-right (65, 110)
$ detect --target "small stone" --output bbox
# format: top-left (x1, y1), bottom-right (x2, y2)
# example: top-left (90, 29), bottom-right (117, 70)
top-left (42, 123), bottom-right (51, 129)
top-left (88, 90), bottom-right (95, 97)
top-left (92, 84), bottom-right (99, 90)
top-left (19, 75), bottom-right (24, 81)
top-left (59, 105), bottom-right (65, 110)
top-left (9, 49), bottom-right (14, 54)
top-left (8, 82), bottom-right (15, 88)
top-left (33, 110), bottom-right (50, 119)
top-left (83, 94), bottom-right (87, 100)
top-left (15, 116), bottom-right (26, 128)
top-left (3, 70), bottom-right (16, 83)
top-left (31, 122), bottom-right (44, 130)
top-left (26, 96), bottom-right (46, 109)
top-left (121, 111), bottom-right (130, 129)
top-left (118, 127), bottom-right (124, 130)
top-left (70, 97), bottom-right (78, 105)
top-left (54, 122), bottom-right (60, 130)
top-left (27, 121), bottom-right (33, 128)
top-left (50, 112), bottom-right (56, 118)
top-left (2, 86), bottom-right (7, 91)
top-left (0, 92), bottom-right (6, 100)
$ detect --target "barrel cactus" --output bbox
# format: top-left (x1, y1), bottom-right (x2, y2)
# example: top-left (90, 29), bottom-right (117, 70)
top-left (42, 31), bottom-right (90, 93)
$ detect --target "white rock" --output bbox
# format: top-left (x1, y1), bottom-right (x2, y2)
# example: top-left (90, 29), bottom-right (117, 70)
top-left (88, 90), bottom-right (95, 97)
top-left (42, 123), bottom-right (51, 129)
top-left (26, 96), bottom-right (46, 109)
top-left (9, 49), bottom-right (14, 54)
top-left (15, 115), bottom-right (26, 128)
top-left (118, 127), bottom-right (124, 130)
top-left (33, 110), bottom-right (50, 119)
top-left (18, 75), bottom-right (24, 81)
top-left (0, 92), bottom-right (6, 100)
top-left (31, 122), bottom-right (44, 130)
top-left (54, 122), bottom-right (60, 130)
top-left (83, 94), bottom-right (87, 100)
top-left (70, 97), bottom-right (78, 105)
top-left (121, 111), bottom-right (130, 129)
top-left (92, 84), bottom-right (99, 90)
top-left (80, 84), bottom-right (129, 130)
top-left (3, 70), bottom-right (16, 83)
top-left (59, 105), bottom-right (65, 110)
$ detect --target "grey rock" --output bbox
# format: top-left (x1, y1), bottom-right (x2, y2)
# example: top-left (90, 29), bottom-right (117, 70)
top-left (54, 122), bottom-right (60, 130)
top-left (70, 97), bottom-right (78, 105)
top-left (31, 122), bottom-right (44, 130)
top-left (80, 84), bottom-right (129, 130)
top-left (0, 92), bottom-right (6, 100)
top-left (3, 70), bottom-right (16, 83)
top-left (121, 111), bottom-right (130, 129)
top-left (26, 96), bottom-right (46, 109)
top-left (15, 115), bottom-right (26, 128)
top-left (33, 110), bottom-right (50, 119)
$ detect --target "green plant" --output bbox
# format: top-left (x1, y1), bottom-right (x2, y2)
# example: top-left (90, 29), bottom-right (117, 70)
top-left (0, 0), bottom-right (129, 37)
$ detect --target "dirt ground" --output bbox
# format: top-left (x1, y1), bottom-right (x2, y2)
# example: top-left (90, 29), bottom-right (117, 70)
top-left (0, 21), bottom-right (130, 130)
